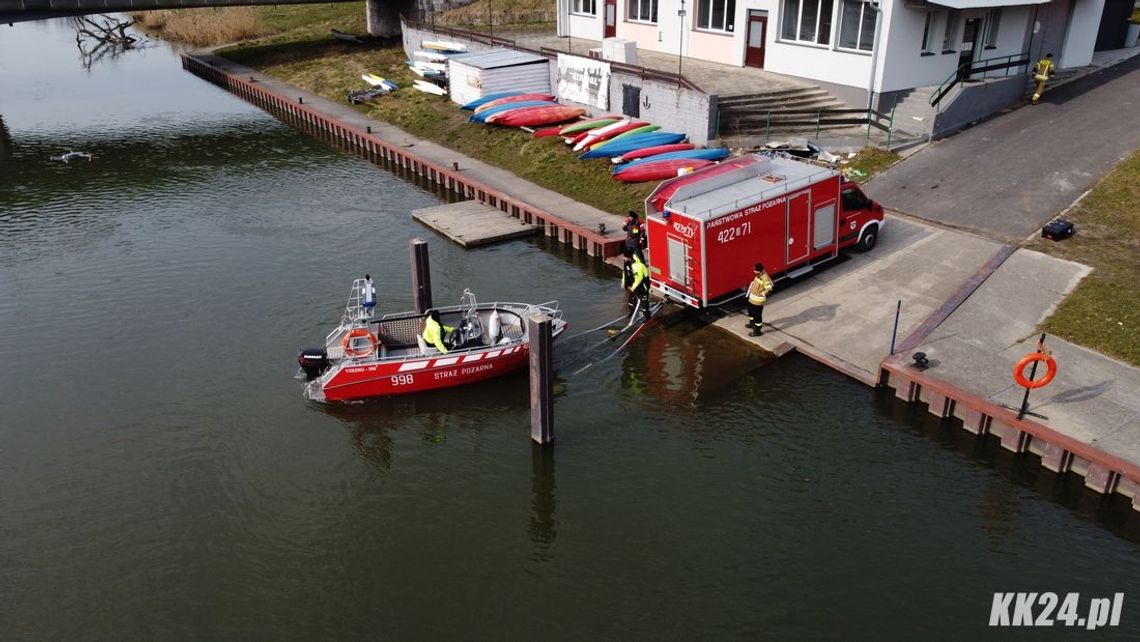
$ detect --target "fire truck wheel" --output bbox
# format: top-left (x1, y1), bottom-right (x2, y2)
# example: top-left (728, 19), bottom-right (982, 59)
top-left (855, 224), bottom-right (879, 252)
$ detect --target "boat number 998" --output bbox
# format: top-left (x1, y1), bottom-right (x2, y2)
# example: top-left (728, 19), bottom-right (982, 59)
top-left (391, 374), bottom-right (415, 386)
top-left (716, 221), bottom-right (751, 244)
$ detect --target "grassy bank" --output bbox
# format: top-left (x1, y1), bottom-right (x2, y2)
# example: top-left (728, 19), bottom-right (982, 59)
top-left (214, 5), bottom-right (652, 214)
top-left (843, 148), bottom-right (900, 183)
top-left (1030, 150), bottom-right (1140, 366)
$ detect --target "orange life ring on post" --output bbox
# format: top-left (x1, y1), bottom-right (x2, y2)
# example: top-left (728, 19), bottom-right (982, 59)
top-left (342, 327), bottom-right (378, 358)
top-left (1013, 353), bottom-right (1057, 389)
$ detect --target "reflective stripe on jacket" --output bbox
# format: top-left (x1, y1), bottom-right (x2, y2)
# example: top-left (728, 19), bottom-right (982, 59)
top-left (1034, 59), bottom-right (1054, 79)
top-left (747, 273), bottom-right (774, 305)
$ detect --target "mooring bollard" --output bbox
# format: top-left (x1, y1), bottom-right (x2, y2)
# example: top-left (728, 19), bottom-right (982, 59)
top-left (298, 96), bottom-right (304, 104)
top-left (528, 313), bottom-right (554, 445)
top-left (409, 238), bottom-right (433, 314)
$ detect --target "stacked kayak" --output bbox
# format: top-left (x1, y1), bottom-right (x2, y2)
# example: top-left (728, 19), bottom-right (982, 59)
top-left (462, 91), bottom-right (522, 110)
top-left (361, 74), bottom-right (398, 92)
top-left (613, 147), bottom-right (730, 173)
top-left (492, 106), bottom-right (586, 127)
top-left (579, 132), bottom-right (687, 159)
top-left (613, 143), bottom-right (694, 163)
top-left (469, 100), bottom-right (558, 124)
top-left (474, 93), bottom-right (556, 114)
top-left (613, 159), bottom-right (717, 182)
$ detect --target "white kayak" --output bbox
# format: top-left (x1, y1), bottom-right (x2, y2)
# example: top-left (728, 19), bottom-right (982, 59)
top-left (413, 80), bottom-right (447, 96)
top-left (422, 40), bottom-right (467, 53)
top-left (413, 50), bottom-right (449, 62)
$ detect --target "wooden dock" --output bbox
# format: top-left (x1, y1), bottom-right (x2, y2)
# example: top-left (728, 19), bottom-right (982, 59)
top-left (412, 200), bottom-right (538, 248)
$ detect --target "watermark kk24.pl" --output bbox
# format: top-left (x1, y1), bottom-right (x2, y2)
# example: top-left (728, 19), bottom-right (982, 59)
top-left (990, 592), bottom-right (1123, 630)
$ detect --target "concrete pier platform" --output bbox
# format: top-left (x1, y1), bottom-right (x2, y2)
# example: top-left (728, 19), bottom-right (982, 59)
top-left (412, 200), bottom-right (538, 247)
top-left (712, 215), bottom-right (1004, 384)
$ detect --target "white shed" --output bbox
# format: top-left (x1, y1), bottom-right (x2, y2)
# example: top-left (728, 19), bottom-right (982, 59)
top-left (447, 49), bottom-right (551, 107)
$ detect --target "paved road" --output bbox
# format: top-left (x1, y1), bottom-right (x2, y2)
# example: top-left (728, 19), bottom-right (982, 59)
top-left (865, 55), bottom-right (1140, 241)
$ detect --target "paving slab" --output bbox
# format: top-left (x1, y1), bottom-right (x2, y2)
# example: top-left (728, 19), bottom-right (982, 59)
top-left (412, 200), bottom-right (537, 247)
top-left (712, 214), bottom-right (1003, 381)
top-left (913, 248), bottom-right (1140, 464)
top-left (864, 54), bottom-right (1140, 241)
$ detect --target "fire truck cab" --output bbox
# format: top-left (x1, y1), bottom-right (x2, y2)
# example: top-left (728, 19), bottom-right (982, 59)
top-left (645, 154), bottom-right (884, 309)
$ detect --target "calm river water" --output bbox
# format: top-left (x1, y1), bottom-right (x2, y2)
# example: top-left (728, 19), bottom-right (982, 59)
top-left (2, 19), bottom-right (1138, 640)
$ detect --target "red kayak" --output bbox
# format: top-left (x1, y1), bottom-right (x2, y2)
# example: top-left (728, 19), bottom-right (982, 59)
top-left (613, 158), bottom-right (716, 183)
top-left (565, 130), bottom-right (592, 146)
top-left (614, 143), bottom-right (695, 164)
top-left (533, 126), bottom-right (563, 138)
top-left (494, 105), bottom-right (587, 127)
top-left (474, 93), bottom-right (556, 114)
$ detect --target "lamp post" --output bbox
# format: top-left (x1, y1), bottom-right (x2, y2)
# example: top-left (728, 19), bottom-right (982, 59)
top-left (677, 0), bottom-right (687, 84)
top-left (489, 0), bottom-right (493, 41)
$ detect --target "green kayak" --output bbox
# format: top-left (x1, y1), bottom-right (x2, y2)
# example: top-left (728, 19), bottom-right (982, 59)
top-left (559, 117), bottom-right (619, 136)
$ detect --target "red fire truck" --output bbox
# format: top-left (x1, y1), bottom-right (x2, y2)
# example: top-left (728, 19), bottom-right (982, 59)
top-left (644, 154), bottom-right (884, 308)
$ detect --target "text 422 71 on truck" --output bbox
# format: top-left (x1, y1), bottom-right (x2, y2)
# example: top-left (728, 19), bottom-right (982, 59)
top-left (644, 154), bottom-right (884, 308)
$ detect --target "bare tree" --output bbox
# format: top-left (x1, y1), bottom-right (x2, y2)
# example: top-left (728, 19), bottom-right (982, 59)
top-left (72, 15), bottom-right (145, 70)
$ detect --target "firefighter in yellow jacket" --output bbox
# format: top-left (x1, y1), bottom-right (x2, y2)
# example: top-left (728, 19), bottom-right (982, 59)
top-left (1032, 53), bottom-right (1055, 105)
top-left (746, 263), bottom-right (774, 336)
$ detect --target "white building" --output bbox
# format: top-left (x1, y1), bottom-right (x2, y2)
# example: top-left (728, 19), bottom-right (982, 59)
top-left (557, 0), bottom-right (1135, 106)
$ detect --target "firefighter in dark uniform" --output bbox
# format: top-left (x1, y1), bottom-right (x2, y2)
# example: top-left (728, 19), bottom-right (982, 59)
top-left (623, 249), bottom-right (650, 320)
top-left (746, 262), bottom-right (774, 336)
top-left (1032, 53), bottom-right (1055, 105)
top-left (623, 210), bottom-right (647, 262)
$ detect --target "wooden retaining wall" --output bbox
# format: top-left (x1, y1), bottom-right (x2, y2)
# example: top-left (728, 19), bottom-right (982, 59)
top-left (181, 53), bottom-right (622, 259)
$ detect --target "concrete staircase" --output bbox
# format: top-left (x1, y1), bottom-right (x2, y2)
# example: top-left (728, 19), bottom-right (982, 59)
top-left (716, 85), bottom-right (848, 137)
top-left (884, 86), bottom-right (936, 137)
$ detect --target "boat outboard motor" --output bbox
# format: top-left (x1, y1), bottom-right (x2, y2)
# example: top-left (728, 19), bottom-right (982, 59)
top-left (297, 347), bottom-right (330, 379)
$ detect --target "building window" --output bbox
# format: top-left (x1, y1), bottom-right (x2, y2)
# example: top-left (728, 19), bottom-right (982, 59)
top-left (629, 0), bottom-right (658, 23)
top-left (942, 9), bottom-right (959, 52)
top-left (983, 8), bottom-right (1001, 48)
top-left (920, 11), bottom-right (935, 54)
top-left (572, 0), bottom-right (597, 15)
top-left (697, 0), bottom-right (737, 32)
top-left (838, 0), bottom-right (876, 52)
top-left (780, 0), bottom-right (834, 45)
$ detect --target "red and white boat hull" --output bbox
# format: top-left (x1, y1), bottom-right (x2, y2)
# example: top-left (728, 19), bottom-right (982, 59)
top-left (311, 344), bottom-right (530, 402)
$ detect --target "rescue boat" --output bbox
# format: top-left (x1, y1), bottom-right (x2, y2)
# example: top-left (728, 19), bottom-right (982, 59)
top-left (298, 281), bottom-right (566, 402)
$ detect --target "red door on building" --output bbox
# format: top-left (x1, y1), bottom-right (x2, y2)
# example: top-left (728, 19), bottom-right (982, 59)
top-left (745, 11), bottom-right (767, 68)
top-left (604, 0), bottom-right (617, 38)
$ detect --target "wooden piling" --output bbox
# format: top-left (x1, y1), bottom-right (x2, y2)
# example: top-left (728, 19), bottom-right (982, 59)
top-left (410, 238), bottom-right (433, 314)
top-left (528, 313), bottom-right (554, 444)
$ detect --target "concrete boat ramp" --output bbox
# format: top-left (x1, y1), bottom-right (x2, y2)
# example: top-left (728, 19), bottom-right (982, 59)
top-left (412, 200), bottom-right (538, 247)
top-left (715, 213), bottom-right (1140, 510)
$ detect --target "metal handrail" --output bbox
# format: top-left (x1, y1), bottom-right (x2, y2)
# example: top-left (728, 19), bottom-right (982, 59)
top-left (929, 51), bottom-right (1030, 108)
top-left (401, 16), bottom-right (702, 92)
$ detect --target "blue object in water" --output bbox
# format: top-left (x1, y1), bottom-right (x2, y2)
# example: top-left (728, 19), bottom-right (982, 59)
top-left (613, 148), bottom-right (730, 173)
top-left (461, 91), bottom-right (523, 110)
top-left (468, 101), bottom-right (559, 124)
top-left (579, 133), bottom-right (687, 160)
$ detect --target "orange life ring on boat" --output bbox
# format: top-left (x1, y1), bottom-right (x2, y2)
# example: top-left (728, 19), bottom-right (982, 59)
top-left (342, 327), bottom-right (378, 358)
top-left (1013, 353), bottom-right (1057, 389)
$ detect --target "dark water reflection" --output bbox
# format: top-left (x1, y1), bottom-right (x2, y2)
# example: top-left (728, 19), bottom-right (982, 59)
top-left (2, 18), bottom-right (1139, 641)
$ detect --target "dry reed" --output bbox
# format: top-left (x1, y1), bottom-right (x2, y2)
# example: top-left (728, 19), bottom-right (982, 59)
top-left (131, 8), bottom-right (276, 47)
